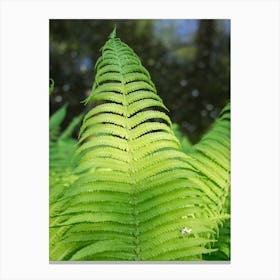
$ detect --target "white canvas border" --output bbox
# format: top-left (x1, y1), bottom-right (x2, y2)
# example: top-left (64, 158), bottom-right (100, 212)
top-left (0, 0), bottom-right (279, 279)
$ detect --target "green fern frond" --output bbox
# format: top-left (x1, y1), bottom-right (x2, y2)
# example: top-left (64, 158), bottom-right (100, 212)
top-left (49, 107), bottom-right (83, 206)
top-left (172, 123), bottom-right (193, 153)
top-left (49, 104), bottom-right (67, 141)
top-left (187, 103), bottom-right (231, 260)
top-left (49, 78), bottom-right (55, 95)
top-left (50, 31), bottom-right (230, 261)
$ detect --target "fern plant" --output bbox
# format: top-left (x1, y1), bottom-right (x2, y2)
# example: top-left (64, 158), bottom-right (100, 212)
top-left (172, 123), bottom-right (193, 154)
top-left (50, 28), bottom-right (230, 261)
top-left (49, 104), bottom-right (83, 252)
top-left (187, 103), bottom-right (230, 259)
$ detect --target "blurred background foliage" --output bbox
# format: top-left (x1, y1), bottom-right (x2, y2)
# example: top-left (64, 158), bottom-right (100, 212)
top-left (50, 19), bottom-right (230, 143)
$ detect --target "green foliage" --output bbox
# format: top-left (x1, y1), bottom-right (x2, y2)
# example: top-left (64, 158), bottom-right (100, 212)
top-left (49, 79), bottom-right (55, 95)
top-left (49, 104), bottom-right (84, 253)
top-left (50, 19), bottom-right (230, 143)
top-left (49, 104), bottom-right (67, 141)
top-left (49, 105), bottom-right (83, 209)
top-left (188, 103), bottom-right (230, 259)
top-left (172, 123), bottom-right (193, 154)
top-left (49, 29), bottom-right (230, 261)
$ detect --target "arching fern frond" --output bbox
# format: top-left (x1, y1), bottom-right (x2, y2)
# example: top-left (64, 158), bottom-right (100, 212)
top-left (49, 107), bottom-right (83, 249)
top-left (49, 78), bottom-right (55, 95)
top-left (186, 103), bottom-right (231, 260)
top-left (172, 123), bottom-right (193, 154)
top-left (50, 29), bottom-right (229, 261)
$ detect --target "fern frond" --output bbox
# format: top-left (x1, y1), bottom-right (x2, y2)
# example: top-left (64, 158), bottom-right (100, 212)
top-left (50, 30), bottom-right (230, 261)
top-left (172, 123), bottom-right (193, 154)
top-left (187, 103), bottom-right (231, 260)
top-left (49, 104), bottom-right (67, 141)
top-left (49, 79), bottom-right (55, 95)
top-left (49, 106), bottom-right (83, 258)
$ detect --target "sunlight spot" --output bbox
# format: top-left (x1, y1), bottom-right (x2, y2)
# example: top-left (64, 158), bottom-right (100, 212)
top-left (54, 95), bottom-right (62, 103)
top-left (80, 65), bottom-right (88, 72)
top-left (206, 104), bottom-right (214, 111)
top-left (63, 84), bottom-right (70, 91)
top-left (191, 89), bottom-right (199, 97)
top-left (180, 79), bottom-right (188, 87)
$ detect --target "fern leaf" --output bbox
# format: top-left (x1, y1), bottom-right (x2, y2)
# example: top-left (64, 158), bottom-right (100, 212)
top-left (50, 30), bottom-right (229, 261)
top-left (187, 103), bottom-right (231, 260)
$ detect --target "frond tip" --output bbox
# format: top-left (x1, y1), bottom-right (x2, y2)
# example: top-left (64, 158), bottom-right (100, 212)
top-left (49, 78), bottom-right (55, 95)
top-left (109, 26), bottom-right (117, 39)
